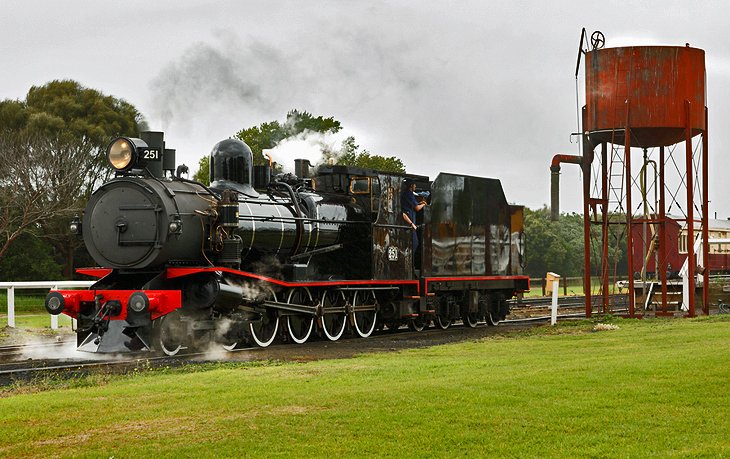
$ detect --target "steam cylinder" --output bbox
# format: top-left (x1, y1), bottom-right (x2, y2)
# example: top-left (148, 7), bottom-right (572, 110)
top-left (585, 45), bottom-right (706, 147)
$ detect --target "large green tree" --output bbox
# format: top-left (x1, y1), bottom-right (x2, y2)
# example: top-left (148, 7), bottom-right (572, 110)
top-left (335, 136), bottom-right (405, 173)
top-left (523, 206), bottom-right (584, 278)
top-left (0, 80), bottom-right (145, 278)
top-left (0, 231), bottom-right (62, 281)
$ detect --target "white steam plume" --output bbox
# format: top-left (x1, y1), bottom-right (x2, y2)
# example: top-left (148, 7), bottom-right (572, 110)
top-left (266, 129), bottom-right (351, 174)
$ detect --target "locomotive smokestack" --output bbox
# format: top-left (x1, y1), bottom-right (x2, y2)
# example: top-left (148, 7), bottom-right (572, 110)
top-left (252, 164), bottom-right (271, 189)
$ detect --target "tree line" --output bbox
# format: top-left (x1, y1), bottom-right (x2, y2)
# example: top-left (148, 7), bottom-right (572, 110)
top-left (192, 110), bottom-right (405, 185)
top-left (523, 207), bottom-right (628, 279)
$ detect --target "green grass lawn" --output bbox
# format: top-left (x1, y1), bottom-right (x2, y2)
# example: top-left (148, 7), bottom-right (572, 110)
top-left (1, 317), bottom-right (730, 457)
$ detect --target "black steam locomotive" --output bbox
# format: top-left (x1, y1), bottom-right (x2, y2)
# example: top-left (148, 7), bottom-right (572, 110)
top-left (45, 131), bottom-right (529, 354)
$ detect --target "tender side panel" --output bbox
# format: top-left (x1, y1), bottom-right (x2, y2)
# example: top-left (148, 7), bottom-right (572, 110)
top-left (429, 173), bottom-right (512, 277)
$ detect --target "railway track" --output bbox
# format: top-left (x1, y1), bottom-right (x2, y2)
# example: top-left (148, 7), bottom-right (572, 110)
top-left (508, 293), bottom-right (629, 321)
top-left (0, 354), bottom-right (176, 387)
top-left (509, 293), bottom-right (629, 309)
top-left (0, 344), bottom-right (264, 387)
top-left (0, 339), bottom-right (77, 361)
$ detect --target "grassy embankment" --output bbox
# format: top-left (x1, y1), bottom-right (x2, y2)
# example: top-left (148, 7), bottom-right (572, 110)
top-left (1, 316), bottom-right (730, 457)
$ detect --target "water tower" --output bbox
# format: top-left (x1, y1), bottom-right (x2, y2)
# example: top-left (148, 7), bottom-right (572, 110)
top-left (553, 30), bottom-right (709, 317)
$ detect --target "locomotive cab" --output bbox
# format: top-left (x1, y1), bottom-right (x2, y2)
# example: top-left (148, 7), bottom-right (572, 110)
top-left (312, 166), bottom-right (431, 281)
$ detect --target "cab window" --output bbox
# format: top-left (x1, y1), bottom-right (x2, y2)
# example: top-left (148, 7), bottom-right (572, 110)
top-left (350, 177), bottom-right (371, 194)
top-left (349, 176), bottom-right (381, 219)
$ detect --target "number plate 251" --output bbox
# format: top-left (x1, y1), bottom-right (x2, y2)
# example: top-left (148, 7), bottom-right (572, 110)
top-left (141, 148), bottom-right (161, 161)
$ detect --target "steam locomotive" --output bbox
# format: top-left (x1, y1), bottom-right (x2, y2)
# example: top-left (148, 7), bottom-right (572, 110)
top-left (45, 131), bottom-right (529, 354)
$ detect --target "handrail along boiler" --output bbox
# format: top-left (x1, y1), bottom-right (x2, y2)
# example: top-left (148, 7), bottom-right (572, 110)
top-left (45, 131), bottom-right (529, 354)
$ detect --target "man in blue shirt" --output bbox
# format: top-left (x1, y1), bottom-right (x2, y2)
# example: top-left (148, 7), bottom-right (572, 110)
top-left (401, 180), bottom-right (427, 251)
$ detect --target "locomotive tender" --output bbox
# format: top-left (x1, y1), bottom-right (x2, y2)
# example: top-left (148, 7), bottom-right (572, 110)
top-left (45, 131), bottom-right (529, 354)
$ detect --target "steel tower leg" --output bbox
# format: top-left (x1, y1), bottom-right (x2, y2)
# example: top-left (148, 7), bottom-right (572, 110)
top-left (625, 103), bottom-right (636, 317)
top-left (685, 100), bottom-right (696, 317)
top-left (702, 107), bottom-right (710, 315)
top-left (658, 146), bottom-right (670, 316)
top-left (601, 142), bottom-right (609, 314)
top-left (582, 107), bottom-right (593, 318)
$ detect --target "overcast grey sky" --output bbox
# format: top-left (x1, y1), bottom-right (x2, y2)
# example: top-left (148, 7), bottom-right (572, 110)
top-left (3, 0), bottom-right (730, 216)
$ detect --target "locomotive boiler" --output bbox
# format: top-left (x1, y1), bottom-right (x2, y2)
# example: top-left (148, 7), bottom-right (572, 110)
top-left (46, 131), bottom-right (529, 354)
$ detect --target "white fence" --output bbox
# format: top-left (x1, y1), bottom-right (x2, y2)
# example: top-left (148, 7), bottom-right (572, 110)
top-left (0, 281), bottom-right (94, 329)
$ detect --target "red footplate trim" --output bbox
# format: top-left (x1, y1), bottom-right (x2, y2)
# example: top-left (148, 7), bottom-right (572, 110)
top-left (75, 268), bottom-right (113, 278)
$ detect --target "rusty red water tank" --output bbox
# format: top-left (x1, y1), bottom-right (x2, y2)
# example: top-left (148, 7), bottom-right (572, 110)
top-left (585, 45), bottom-right (706, 147)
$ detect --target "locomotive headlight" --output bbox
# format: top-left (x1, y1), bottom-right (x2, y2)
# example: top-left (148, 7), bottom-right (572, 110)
top-left (128, 292), bottom-right (149, 313)
top-left (108, 138), bottom-right (135, 170)
top-left (107, 137), bottom-right (150, 172)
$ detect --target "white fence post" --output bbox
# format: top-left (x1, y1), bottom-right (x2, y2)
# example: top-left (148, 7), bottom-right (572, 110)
top-left (551, 280), bottom-right (559, 326)
top-left (7, 286), bottom-right (15, 328)
top-left (50, 284), bottom-right (59, 330)
top-left (546, 272), bottom-right (561, 326)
